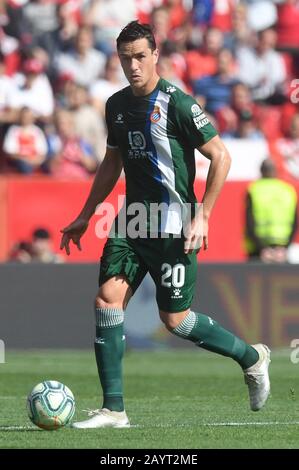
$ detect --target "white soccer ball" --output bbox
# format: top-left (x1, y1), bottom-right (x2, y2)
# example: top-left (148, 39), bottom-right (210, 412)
top-left (27, 380), bottom-right (75, 430)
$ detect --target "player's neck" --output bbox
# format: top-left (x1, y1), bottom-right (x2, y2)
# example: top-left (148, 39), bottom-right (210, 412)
top-left (131, 74), bottom-right (160, 97)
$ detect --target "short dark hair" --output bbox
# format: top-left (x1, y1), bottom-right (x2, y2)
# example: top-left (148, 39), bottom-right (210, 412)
top-left (260, 158), bottom-right (276, 178)
top-left (116, 21), bottom-right (156, 51)
top-left (33, 228), bottom-right (50, 240)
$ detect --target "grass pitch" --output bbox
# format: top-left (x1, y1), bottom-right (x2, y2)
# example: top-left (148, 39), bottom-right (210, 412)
top-left (0, 349), bottom-right (298, 449)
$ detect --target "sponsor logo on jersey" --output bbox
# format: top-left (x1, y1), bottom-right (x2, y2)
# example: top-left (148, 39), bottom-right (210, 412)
top-left (193, 112), bottom-right (210, 130)
top-left (171, 288), bottom-right (183, 299)
top-left (191, 104), bottom-right (201, 117)
top-left (166, 86), bottom-right (176, 94)
top-left (128, 130), bottom-right (146, 149)
top-left (127, 130), bottom-right (152, 158)
top-left (150, 106), bottom-right (161, 123)
top-left (128, 150), bottom-right (153, 159)
top-left (115, 113), bottom-right (124, 124)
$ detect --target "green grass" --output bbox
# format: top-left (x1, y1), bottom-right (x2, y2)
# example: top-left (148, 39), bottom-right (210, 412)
top-left (0, 349), bottom-right (298, 449)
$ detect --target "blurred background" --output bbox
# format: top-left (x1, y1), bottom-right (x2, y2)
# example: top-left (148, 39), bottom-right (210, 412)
top-left (1, 0), bottom-right (299, 350)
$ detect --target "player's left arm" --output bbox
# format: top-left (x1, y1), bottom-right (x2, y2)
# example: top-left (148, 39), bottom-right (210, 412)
top-left (184, 135), bottom-right (231, 254)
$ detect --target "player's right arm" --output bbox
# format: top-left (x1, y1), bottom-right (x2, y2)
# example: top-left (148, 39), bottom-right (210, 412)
top-left (60, 146), bottom-right (122, 255)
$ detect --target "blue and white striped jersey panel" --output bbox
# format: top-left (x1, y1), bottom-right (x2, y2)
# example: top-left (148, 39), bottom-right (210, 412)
top-left (150, 90), bottom-right (184, 234)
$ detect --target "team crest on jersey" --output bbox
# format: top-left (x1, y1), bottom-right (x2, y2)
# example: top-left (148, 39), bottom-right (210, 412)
top-left (150, 106), bottom-right (161, 123)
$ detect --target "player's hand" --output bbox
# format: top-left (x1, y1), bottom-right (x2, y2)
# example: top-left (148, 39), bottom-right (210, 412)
top-left (60, 218), bottom-right (89, 255)
top-left (184, 215), bottom-right (209, 254)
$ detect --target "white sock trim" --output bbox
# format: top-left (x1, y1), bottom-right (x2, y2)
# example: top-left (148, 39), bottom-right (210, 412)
top-left (95, 308), bottom-right (124, 328)
top-left (172, 311), bottom-right (196, 338)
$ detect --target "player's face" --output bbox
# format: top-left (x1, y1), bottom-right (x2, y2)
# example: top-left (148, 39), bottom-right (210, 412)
top-left (118, 38), bottom-right (159, 96)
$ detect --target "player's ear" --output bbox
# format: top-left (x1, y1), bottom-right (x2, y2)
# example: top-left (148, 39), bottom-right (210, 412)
top-left (153, 48), bottom-right (159, 65)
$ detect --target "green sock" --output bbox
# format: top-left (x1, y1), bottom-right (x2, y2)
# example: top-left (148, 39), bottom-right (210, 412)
top-left (172, 311), bottom-right (259, 369)
top-left (94, 308), bottom-right (125, 412)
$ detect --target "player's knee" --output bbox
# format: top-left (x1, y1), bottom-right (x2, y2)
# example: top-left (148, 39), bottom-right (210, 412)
top-left (95, 295), bottom-right (112, 310)
top-left (95, 291), bottom-right (124, 310)
top-left (94, 297), bottom-right (125, 328)
top-left (159, 310), bottom-right (190, 331)
top-left (95, 277), bottom-right (132, 310)
top-left (95, 284), bottom-right (122, 309)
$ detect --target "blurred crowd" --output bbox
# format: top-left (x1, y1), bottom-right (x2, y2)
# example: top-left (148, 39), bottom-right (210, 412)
top-left (9, 227), bottom-right (64, 263)
top-left (0, 0), bottom-right (299, 182)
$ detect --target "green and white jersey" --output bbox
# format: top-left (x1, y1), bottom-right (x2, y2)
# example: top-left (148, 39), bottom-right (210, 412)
top-left (106, 78), bottom-right (217, 233)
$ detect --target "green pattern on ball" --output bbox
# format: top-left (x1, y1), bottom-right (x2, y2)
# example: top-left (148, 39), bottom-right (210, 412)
top-left (27, 380), bottom-right (75, 430)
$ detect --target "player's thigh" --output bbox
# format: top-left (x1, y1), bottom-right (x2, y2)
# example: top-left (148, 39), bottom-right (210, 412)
top-left (98, 235), bottom-right (147, 309)
top-left (148, 236), bottom-right (198, 314)
top-left (96, 275), bottom-right (133, 310)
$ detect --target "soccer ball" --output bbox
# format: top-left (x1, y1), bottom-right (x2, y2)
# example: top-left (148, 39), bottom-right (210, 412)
top-left (27, 380), bottom-right (75, 430)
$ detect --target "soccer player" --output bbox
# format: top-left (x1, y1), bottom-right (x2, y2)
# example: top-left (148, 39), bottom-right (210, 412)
top-left (60, 21), bottom-right (271, 429)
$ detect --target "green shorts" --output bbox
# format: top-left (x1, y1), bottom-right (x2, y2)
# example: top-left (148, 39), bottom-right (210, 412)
top-left (99, 233), bottom-right (198, 313)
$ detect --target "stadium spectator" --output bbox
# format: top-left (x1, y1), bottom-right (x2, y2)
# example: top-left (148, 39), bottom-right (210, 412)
top-left (54, 72), bottom-right (76, 109)
top-left (0, 0), bottom-right (296, 194)
top-left (150, 5), bottom-right (171, 46)
top-left (158, 39), bottom-right (188, 84)
top-left (158, 54), bottom-right (187, 92)
top-left (223, 2), bottom-right (252, 53)
top-left (54, 26), bottom-right (106, 87)
top-left (31, 227), bottom-right (64, 263)
top-left (60, 21), bottom-right (271, 429)
top-left (23, 0), bottom-right (58, 49)
top-left (69, 83), bottom-right (106, 163)
top-left (8, 57), bottom-right (54, 122)
top-left (8, 240), bottom-right (32, 263)
top-left (276, 0), bottom-right (299, 59)
top-left (244, 158), bottom-right (298, 262)
top-left (8, 227), bottom-right (64, 263)
top-left (0, 26), bottom-right (20, 76)
top-left (137, 0), bottom-right (164, 24)
top-left (274, 113), bottom-right (299, 181)
top-left (191, 0), bottom-right (214, 27)
top-left (0, 0), bottom-right (31, 49)
top-left (216, 82), bottom-right (259, 137)
top-left (36, 2), bottom-right (80, 71)
top-left (193, 48), bottom-right (238, 115)
top-left (84, 0), bottom-right (137, 55)
top-left (192, 0), bottom-right (234, 32)
top-left (246, 0), bottom-right (277, 33)
top-left (89, 53), bottom-right (126, 117)
top-left (3, 106), bottom-right (48, 174)
top-left (184, 27), bottom-right (224, 83)
top-left (236, 28), bottom-right (287, 104)
top-left (234, 109), bottom-right (265, 140)
top-left (165, 0), bottom-right (188, 30)
top-left (0, 51), bottom-right (18, 125)
top-left (211, 0), bottom-right (234, 33)
top-left (48, 108), bottom-right (97, 179)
